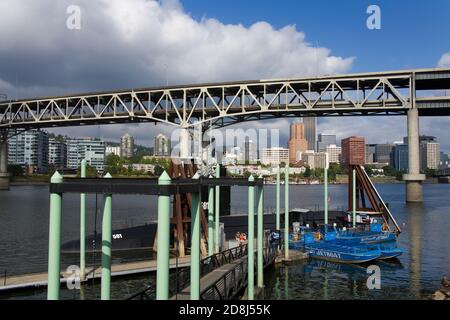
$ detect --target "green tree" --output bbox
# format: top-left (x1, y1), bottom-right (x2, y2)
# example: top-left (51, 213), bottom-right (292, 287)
top-left (8, 164), bottom-right (23, 177)
top-left (382, 165), bottom-right (397, 177)
top-left (364, 164), bottom-right (375, 176)
top-left (304, 166), bottom-right (312, 178)
top-left (154, 165), bottom-right (165, 177)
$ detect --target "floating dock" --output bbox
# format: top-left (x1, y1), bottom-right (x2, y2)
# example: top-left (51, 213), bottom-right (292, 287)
top-left (0, 256), bottom-right (190, 293)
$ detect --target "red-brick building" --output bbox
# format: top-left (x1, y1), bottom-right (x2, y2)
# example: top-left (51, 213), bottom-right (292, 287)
top-left (341, 136), bottom-right (366, 166)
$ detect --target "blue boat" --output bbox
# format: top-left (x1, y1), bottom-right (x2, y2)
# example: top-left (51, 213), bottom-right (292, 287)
top-left (335, 230), bottom-right (397, 244)
top-left (289, 233), bottom-right (381, 264)
top-left (323, 231), bottom-right (403, 260)
top-left (377, 243), bottom-right (403, 260)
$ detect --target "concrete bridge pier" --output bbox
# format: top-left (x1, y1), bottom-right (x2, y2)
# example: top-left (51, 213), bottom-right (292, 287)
top-left (0, 137), bottom-right (10, 190)
top-left (403, 108), bottom-right (425, 202)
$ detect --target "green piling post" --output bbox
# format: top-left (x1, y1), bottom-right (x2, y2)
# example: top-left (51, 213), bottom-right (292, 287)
top-left (156, 171), bottom-right (171, 300)
top-left (214, 164), bottom-right (220, 253)
top-left (47, 171), bottom-right (63, 300)
top-left (80, 159), bottom-right (86, 281)
top-left (284, 165), bottom-right (289, 260)
top-left (101, 173), bottom-right (113, 300)
top-left (276, 165), bottom-right (280, 230)
top-left (208, 175), bottom-right (214, 256)
top-left (324, 167), bottom-right (328, 227)
top-left (352, 169), bottom-right (356, 229)
top-left (191, 172), bottom-right (201, 300)
top-left (257, 175), bottom-right (264, 288)
top-left (247, 175), bottom-right (255, 300)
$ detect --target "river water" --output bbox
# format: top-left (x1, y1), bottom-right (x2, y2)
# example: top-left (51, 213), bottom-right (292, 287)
top-left (0, 183), bottom-right (449, 300)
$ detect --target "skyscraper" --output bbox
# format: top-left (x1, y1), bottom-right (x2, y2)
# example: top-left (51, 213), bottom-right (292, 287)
top-left (317, 134), bottom-right (337, 152)
top-left (420, 141), bottom-right (440, 171)
top-left (244, 137), bottom-right (257, 163)
top-left (120, 133), bottom-right (135, 158)
top-left (392, 144), bottom-right (409, 172)
top-left (375, 144), bottom-right (394, 164)
top-left (154, 134), bottom-right (171, 156)
top-left (341, 136), bottom-right (366, 166)
top-left (288, 119), bottom-right (308, 164)
top-left (302, 117), bottom-right (317, 151)
top-left (326, 144), bottom-right (342, 164)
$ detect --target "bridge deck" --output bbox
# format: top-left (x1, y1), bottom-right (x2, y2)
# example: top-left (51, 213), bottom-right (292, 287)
top-left (0, 256), bottom-right (190, 293)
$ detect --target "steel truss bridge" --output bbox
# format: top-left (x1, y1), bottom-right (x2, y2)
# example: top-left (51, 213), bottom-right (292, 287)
top-left (1, 68), bottom-right (450, 131)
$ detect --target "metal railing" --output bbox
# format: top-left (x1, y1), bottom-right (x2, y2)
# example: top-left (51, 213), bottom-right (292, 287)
top-left (200, 242), bottom-right (277, 300)
top-left (126, 244), bottom-right (248, 300)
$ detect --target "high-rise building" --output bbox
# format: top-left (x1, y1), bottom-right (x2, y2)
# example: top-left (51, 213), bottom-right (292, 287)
top-left (120, 133), bottom-right (134, 158)
top-left (392, 144), bottom-right (409, 172)
top-left (244, 138), bottom-right (257, 163)
top-left (8, 129), bottom-right (49, 174)
top-left (105, 146), bottom-right (121, 156)
top-left (420, 141), bottom-right (440, 171)
top-left (365, 144), bottom-right (377, 164)
top-left (67, 137), bottom-right (105, 172)
top-left (326, 144), bottom-right (341, 164)
top-left (261, 147), bottom-right (289, 165)
top-left (48, 138), bottom-right (67, 170)
top-left (288, 119), bottom-right (308, 164)
top-left (440, 152), bottom-right (449, 169)
top-left (302, 117), bottom-right (317, 151)
top-left (154, 134), bottom-right (171, 157)
top-left (375, 144), bottom-right (394, 164)
top-left (317, 134), bottom-right (336, 152)
top-left (341, 136), bottom-right (366, 166)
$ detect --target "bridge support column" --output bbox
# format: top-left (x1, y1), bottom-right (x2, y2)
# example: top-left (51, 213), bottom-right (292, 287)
top-left (190, 173), bottom-right (201, 300)
top-left (284, 165), bottom-right (289, 260)
top-left (403, 108), bottom-right (425, 202)
top-left (207, 176), bottom-right (214, 256)
top-left (247, 175), bottom-right (255, 300)
top-left (257, 176), bottom-right (264, 289)
top-left (0, 137), bottom-right (10, 190)
top-left (214, 164), bottom-right (220, 254)
top-left (156, 171), bottom-right (171, 300)
top-left (101, 173), bottom-right (113, 300)
top-left (276, 165), bottom-right (280, 230)
top-left (47, 172), bottom-right (63, 300)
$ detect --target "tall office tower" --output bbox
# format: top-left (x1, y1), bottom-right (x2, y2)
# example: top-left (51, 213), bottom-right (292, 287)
top-left (365, 144), bottom-right (377, 164)
top-left (420, 141), bottom-right (440, 170)
top-left (244, 137), bottom-right (257, 163)
top-left (375, 144), bottom-right (394, 165)
top-left (67, 137), bottom-right (105, 172)
top-left (341, 136), bottom-right (366, 166)
top-left (120, 133), bottom-right (135, 158)
top-left (8, 129), bottom-right (49, 174)
top-left (392, 144), bottom-right (409, 172)
top-left (288, 119), bottom-right (308, 164)
top-left (154, 133), bottom-right (171, 156)
top-left (317, 134), bottom-right (337, 152)
top-left (302, 117), bottom-right (317, 151)
top-left (48, 138), bottom-right (67, 170)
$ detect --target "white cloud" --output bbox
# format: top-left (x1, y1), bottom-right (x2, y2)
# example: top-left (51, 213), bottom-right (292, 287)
top-left (438, 53), bottom-right (450, 68)
top-left (0, 0), bottom-right (354, 145)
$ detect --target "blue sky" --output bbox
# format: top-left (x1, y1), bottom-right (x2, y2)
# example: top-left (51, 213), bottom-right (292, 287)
top-left (182, 0), bottom-right (450, 72)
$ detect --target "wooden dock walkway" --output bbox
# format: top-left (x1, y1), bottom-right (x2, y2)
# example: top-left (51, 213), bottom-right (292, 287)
top-left (0, 256), bottom-right (191, 292)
